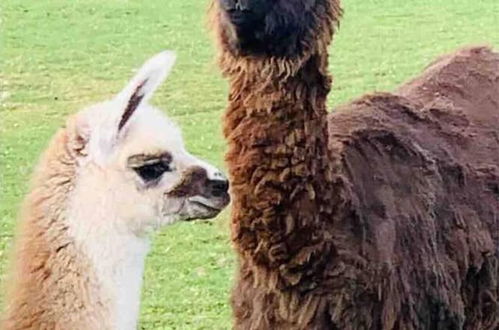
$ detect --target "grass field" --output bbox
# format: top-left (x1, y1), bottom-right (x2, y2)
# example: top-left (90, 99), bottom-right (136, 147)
top-left (1, 0), bottom-right (497, 328)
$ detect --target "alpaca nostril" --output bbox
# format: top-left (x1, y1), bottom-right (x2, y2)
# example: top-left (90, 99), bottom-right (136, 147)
top-left (209, 179), bottom-right (229, 197)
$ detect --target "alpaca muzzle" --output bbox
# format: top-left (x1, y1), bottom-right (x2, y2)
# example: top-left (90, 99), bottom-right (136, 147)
top-left (167, 166), bottom-right (230, 219)
top-left (220, 0), bottom-right (269, 28)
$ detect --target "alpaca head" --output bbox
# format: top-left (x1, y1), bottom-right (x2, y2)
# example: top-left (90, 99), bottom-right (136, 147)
top-left (66, 51), bottom-right (230, 234)
top-left (212, 0), bottom-right (342, 58)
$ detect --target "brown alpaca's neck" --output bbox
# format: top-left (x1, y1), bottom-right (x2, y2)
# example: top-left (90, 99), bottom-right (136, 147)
top-left (224, 55), bottom-right (337, 289)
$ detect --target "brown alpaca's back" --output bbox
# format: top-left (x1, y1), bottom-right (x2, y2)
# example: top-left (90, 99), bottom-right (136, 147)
top-left (325, 46), bottom-right (498, 329)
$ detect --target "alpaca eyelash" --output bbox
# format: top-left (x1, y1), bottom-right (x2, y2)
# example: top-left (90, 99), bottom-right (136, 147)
top-left (133, 161), bottom-right (173, 182)
top-left (128, 152), bottom-right (174, 183)
top-left (128, 152), bottom-right (173, 167)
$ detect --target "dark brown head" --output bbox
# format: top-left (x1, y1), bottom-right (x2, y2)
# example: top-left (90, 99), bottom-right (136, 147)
top-left (212, 0), bottom-right (342, 58)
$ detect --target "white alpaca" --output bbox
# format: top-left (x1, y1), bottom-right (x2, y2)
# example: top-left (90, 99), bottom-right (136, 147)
top-left (1, 51), bottom-right (230, 330)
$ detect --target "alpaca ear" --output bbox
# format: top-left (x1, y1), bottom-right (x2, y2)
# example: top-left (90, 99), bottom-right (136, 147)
top-left (70, 51), bottom-right (176, 162)
top-left (114, 51), bottom-right (176, 132)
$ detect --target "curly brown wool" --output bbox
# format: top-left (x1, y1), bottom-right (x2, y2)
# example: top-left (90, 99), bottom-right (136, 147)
top-left (210, 1), bottom-right (499, 329)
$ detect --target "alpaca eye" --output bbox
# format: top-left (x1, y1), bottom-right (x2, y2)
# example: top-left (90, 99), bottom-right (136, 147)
top-left (134, 162), bottom-right (172, 182)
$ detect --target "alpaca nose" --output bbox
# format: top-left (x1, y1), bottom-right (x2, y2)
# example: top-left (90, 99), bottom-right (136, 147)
top-left (234, 0), bottom-right (249, 11)
top-left (207, 178), bottom-right (229, 198)
top-left (223, 0), bottom-right (249, 11)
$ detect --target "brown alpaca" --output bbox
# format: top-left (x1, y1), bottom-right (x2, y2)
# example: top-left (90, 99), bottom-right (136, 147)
top-left (210, 0), bottom-right (499, 329)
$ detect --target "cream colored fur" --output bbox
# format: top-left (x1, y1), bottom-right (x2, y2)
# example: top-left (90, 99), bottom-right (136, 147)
top-left (1, 51), bottom-right (229, 330)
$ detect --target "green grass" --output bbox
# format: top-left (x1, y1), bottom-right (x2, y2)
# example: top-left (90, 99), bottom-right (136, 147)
top-left (1, 0), bottom-right (497, 328)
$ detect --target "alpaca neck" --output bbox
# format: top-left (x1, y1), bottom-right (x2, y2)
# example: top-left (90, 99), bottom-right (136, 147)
top-left (224, 54), bottom-right (337, 289)
top-left (66, 169), bottom-right (151, 330)
top-left (69, 220), bottom-right (150, 330)
top-left (3, 129), bottom-right (148, 330)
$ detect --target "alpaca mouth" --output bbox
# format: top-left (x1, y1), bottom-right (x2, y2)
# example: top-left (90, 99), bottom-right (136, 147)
top-left (226, 9), bottom-right (258, 28)
top-left (228, 11), bottom-right (250, 23)
top-left (192, 201), bottom-right (221, 212)
top-left (186, 195), bottom-right (230, 220)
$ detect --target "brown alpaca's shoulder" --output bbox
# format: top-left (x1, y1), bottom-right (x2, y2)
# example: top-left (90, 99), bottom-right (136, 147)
top-left (324, 46), bottom-right (499, 328)
top-left (328, 46), bottom-right (499, 186)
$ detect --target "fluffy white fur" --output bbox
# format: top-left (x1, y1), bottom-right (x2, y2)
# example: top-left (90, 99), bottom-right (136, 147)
top-left (1, 51), bottom-right (229, 330)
